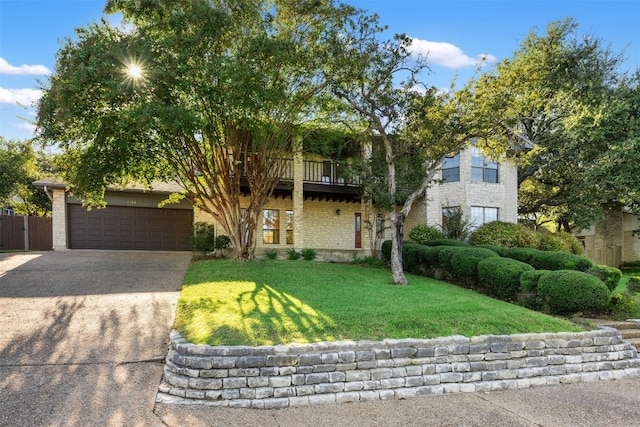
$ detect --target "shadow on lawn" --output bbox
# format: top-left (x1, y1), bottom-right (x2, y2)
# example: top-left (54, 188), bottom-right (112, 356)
top-left (233, 282), bottom-right (336, 345)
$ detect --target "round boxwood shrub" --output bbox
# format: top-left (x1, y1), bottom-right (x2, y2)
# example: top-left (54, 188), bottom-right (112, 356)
top-left (628, 277), bottom-right (640, 293)
top-left (529, 251), bottom-right (593, 272)
top-left (402, 241), bottom-right (424, 273)
top-left (537, 270), bottom-right (610, 315)
top-left (408, 224), bottom-right (442, 244)
top-left (450, 247), bottom-right (500, 280)
top-left (586, 265), bottom-right (622, 291)
top-left (469, 221), bottom-right (539, 249)
top-left (477, 257), bottom-right (534, 301)
top-left (553, 231), bottom-right (585, 255)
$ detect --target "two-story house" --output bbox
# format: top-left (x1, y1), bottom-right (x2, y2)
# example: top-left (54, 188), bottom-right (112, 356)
top-left (36, 144), bottom-right (518, 259)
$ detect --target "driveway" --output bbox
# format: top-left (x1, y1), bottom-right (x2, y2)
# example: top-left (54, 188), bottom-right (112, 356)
top-left (0, 250), bottom-right (191, 427)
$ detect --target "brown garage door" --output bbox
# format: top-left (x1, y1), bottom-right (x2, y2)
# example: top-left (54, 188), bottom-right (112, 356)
top-left (68, 205), bottom-right (193, 250)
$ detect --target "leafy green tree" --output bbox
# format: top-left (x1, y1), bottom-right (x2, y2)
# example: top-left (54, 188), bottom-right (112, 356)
top-left (466, 18), bottom-right (635, 230)
top-left (0, 137), bottom-right (52, 217)
top-left (36, 0), bottom-right (357, 260)
top-left (325, 13), bottom-right (480, 285)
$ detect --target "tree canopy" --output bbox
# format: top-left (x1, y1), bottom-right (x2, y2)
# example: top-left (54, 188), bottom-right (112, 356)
top-left (36, 0), bottom-right (359, 259)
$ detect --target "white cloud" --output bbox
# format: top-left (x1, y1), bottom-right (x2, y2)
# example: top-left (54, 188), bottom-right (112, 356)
top-left (16, 122), bottom-right (36, 134)
top-left (0, 87), bottom-right (43, 105)
top-left (0, 57), bottom-right (51, 75)
top-left (409, 38), bottom-right (496, 69)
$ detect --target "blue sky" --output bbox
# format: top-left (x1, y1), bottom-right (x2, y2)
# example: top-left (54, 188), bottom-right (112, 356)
top-left (1, 0), bottom-right (638, 142)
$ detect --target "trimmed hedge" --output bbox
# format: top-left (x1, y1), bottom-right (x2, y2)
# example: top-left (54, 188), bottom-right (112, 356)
top-left (519, 270), bottom-right (549, 293)
top-left (537, 270), bottom-right (610, 315)
top-left (437, 246), bottom-right (469, 273)
top-left (408, 224), bottom-right (442, 244)
top-left (473, 244), bottom-right (509, 257)
top-left (529, 251), bottom-right (592, 272)
top-left (450, 247), bottom-right (500, 279)
top-left (469, 221), bottom-right (539, 248)
top-left (424, 239), bottom-right (469, 247)
top-left (381, 240), bottom-right (392, 261)
top-left (477, 257), bottom-right (534, 301)
top-left (586, 265), bottom-right (622, 291)
top-left (504, 247), bottom-right (545, 264)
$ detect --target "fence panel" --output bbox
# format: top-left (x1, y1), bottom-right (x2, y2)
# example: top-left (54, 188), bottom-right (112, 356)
top-left (28, 216), bottom-right (53, 251)
top-left (0, 215), bottom-right (26, 250)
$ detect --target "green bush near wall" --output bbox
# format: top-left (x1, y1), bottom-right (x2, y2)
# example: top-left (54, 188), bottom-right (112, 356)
top-left (529, 250), bottom-right (592, 272)
top-left (477, 257), bottom-right (535, 301)
top-left (450, 247), bottom-right (500, 279)
top-left (538, 270), bottom-right (610, 315)
top-left (469, 221), bottom-right (539, 248)
top-left (586, 265), bottom-right (622, 291)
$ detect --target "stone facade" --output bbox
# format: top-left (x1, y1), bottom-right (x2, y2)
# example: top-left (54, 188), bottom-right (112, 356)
top-left (51, 189), bottom-right (67, 250)
top-left (158, 328), bottom-right (640, 408)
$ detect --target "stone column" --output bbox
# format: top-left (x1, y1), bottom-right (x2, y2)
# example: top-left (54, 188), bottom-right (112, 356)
top-left (51, 189), bottom-right (68, 250)
top-left (293, 148), bottom-right (304, 251)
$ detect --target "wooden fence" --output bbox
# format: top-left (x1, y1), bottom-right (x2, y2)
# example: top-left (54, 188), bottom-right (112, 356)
top-left (0, 215), bottom-right (52, 251)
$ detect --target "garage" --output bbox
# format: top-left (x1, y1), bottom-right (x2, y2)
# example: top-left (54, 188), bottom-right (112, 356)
top-left (68, 204), bottom-right (193, 250)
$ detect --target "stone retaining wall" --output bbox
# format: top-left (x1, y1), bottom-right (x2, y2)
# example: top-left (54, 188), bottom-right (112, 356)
top-left (157, 328), bottom-right (640, 408)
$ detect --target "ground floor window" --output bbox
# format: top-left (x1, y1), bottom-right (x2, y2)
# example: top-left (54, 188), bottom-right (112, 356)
top-left (286, 210), bottom-right (293, 245)
top-left (441, 206), bottom-right (460, 227)
top-left (470, 206), bottom-right (498, 229)
top-left (263, 209), bottom-right (280, 244)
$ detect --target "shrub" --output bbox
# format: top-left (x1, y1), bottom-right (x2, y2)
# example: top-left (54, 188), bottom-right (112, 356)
top-left (537, 233), bottom-right (572, 253)
top-left (287, 249), bottom-right (301, 260)
top-left (423, 245), bottom-right (449, 269)
top-left (628, 277), bottom-right (640, 293)
top-left (424, 239), bottom-right (469, 247)
top-left (189, 222), bottom-right (216, 252)
top-left (450, 247), bottom-right (500, 280)
top-left (381, 240), bottom-right (392, 261)
top-left (537, 270), bottom-right (610, 315)
top-left (437, 246), bottom-right (469, 274)
top-left (504, 247), bottom-right (545, 264)
top-left (553, 232), bottom-right (584, 255)
top-left (351, 256), bottom-right (389, 269)
top-left (469, 221), bottom-right (539, 249)
top-left (440, 207), bottom-right (474, 241)
top-left (586, 265), bottom-right (622, 291)
top-left (620, 261), bottom-right (640, 268)
top-left (607, 292), bottom-right (640, 320)
top-left (265, 249), bottom-right (278, 260)
top-left (477, 257), bottom-right (534, 301)
top-left (301, 248), bottom-right (316, 261)
top-left (214, 235), bottom-right (231, 250)
top-left (408, 224), bottom-right (442, 244)
top-left (473, 244), bottom-right (509, 257)
top-left (519, 270), bottom-right (549, 293)
top-left (529, 251), bottom-right (592, 272)
top-left (518, 270), bottom-right (549, 311)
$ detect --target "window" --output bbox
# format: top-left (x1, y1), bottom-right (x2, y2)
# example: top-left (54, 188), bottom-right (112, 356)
top-left (285, 210), bottom-right (294, 245)
top-left (263, 209), bottom-right (280, 244)
top-left (470, 207), bottom-right (498, 229)
top-left (441, 206), bottom-right (460, 227)
top-left (471, 148), bottom-right (498, 183)
top-left (442, 153), bottom-right (460, 183)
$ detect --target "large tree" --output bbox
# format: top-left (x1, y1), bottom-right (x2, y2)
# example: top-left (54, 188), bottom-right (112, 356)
top-left (466, 18), bottom-right (634, 230)
top-left (36, 0), bottom-right (356, 259)
top-left (325, 13), bottom-right (479, 285)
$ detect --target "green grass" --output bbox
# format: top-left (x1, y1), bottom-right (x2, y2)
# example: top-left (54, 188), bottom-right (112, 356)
top-left (175, 260), bottom-right (583, 346)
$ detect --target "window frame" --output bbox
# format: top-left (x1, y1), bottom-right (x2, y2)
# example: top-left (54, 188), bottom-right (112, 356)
top-left (470, 206), bottom-right (499, 229)
top-left (262, 209), bottom-right (280, 244)
top-left (471, 148), bottom-right (499, 183)
top-left (442, 152), bottom-right (460, 183)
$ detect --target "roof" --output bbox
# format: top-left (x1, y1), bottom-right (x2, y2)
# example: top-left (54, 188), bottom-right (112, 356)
top-left (32, 177), bottom-right (185, 195)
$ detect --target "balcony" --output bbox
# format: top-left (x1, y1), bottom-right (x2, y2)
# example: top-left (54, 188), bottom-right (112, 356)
top-left (263, 159), bottom-right (362, 203)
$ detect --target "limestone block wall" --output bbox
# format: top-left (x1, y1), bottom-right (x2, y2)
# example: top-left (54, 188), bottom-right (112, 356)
top-left (158, 328), bottom-right (640, 409)
top-left (51, 189), bottom-right (67, 250)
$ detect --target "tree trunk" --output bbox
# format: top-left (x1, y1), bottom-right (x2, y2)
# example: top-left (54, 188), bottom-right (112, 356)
top-left (389, 210), bottom-right (408, 285)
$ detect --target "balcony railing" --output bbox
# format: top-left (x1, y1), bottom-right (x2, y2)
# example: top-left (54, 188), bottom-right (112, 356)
top-left (303, 160), bottom-right (360, 186)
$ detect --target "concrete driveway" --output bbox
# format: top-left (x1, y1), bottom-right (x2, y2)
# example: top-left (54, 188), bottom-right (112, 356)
top-left (0, 250), bottom-right (191, 427)
top-left (2, 250), bottom-right (640, 427)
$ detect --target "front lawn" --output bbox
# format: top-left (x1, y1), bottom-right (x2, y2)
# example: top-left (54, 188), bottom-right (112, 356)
top-left (175, 260), bottom-right (582, 346)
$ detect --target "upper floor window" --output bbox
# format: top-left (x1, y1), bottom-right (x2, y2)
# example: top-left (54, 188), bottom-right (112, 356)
top-left (442, 152), bottom-right (460, 183)
top-left (263, 209), bottom-right (280, 244)
top-left (471, 148), bottom-right (498, 183)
